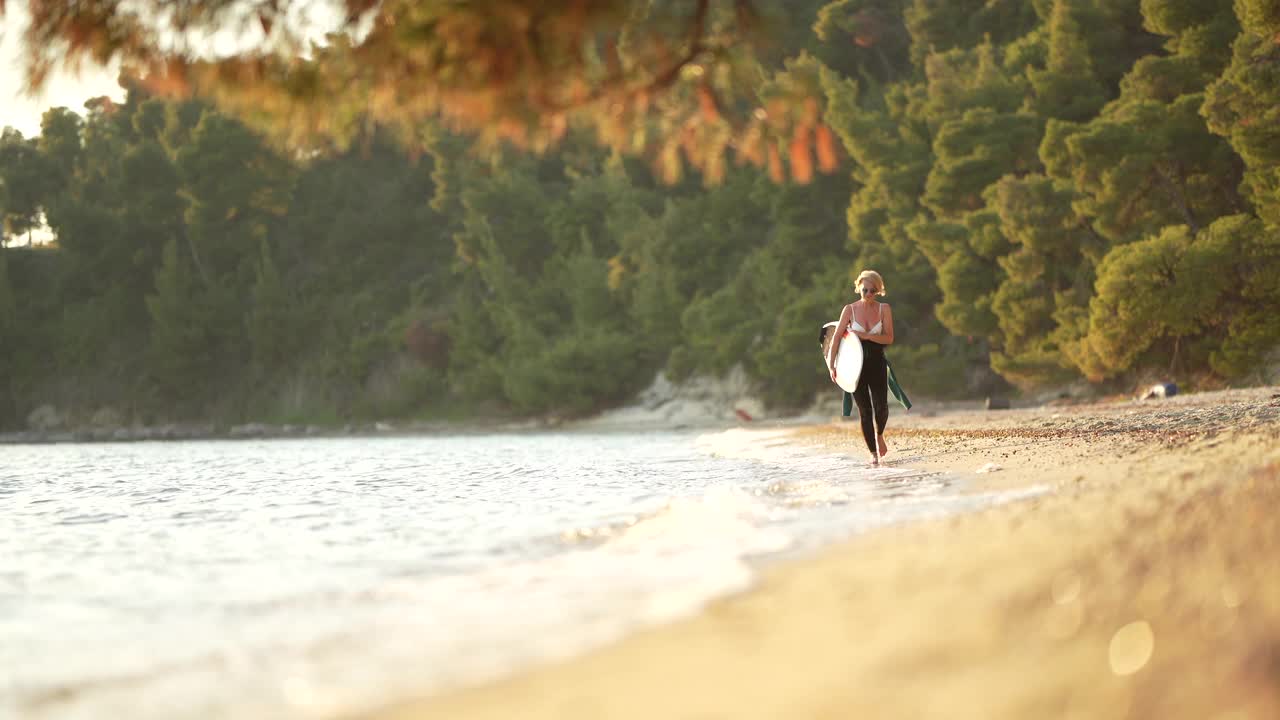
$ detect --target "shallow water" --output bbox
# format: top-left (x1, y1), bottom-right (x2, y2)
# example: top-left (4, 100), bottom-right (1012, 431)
top-left (1, 429), bottom-right (1035, 719)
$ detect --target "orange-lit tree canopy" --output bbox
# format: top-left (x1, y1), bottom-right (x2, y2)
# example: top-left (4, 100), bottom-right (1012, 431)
top-left (7, 0), bottom-right (841, 183)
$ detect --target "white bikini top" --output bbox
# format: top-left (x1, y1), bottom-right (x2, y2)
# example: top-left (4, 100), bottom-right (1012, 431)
top-left (848, 303), bottom-right (884, 335)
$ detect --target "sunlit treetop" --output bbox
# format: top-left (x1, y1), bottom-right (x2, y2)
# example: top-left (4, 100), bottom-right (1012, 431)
top-left (6, 0), bottom-right (843, 184)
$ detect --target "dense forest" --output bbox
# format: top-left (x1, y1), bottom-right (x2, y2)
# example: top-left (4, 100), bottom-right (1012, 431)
top-left (1, 0), bottom-right (1278, 429)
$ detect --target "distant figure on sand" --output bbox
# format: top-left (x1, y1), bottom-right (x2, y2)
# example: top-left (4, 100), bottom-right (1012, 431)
top-left (827, 270), bottom-right (895, 465)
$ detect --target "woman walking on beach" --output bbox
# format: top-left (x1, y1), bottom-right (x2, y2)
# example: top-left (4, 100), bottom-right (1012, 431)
top-left (828, 270), bottom-right (895, 465)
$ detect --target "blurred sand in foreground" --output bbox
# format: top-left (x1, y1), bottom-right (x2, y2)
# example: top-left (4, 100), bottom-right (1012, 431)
top-left (365, 387), bottom-right (1280, 720)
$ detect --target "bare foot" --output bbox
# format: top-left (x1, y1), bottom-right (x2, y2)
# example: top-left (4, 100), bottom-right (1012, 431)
top-left (869, 453), bottom-right (880, 467)
top-left (877, 434), bottom-right (889, 458)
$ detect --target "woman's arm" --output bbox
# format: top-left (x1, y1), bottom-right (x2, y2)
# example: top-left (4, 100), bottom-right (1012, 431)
top-left (859, 304), bottom-right (894, 345)
top-left (828, 304), bottom-right (852, 374)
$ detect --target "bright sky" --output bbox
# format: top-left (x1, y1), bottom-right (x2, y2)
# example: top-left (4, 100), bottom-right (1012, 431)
top-left (1, 6), bottom-right (125, 137)
top-left (1, 3), bottom-right (347, 138)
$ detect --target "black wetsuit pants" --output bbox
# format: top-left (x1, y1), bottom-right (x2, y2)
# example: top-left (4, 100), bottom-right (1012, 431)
top-left (843, 340), bottom-right (888, 455)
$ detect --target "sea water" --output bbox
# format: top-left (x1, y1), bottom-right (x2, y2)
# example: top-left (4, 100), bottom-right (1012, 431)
top-left (1, 428), bottom-right (1035, 719)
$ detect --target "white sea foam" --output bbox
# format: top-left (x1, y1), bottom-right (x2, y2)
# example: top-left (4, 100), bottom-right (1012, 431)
top-left (2, 430), bottom-right (1043, 720)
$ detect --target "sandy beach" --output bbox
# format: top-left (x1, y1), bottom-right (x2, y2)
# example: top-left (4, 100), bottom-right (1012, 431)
top-left (366, 386), bottom-right (1280, 720)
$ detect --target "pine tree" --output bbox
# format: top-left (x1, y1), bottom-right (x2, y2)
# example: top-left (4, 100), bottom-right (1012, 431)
top-left (1074, 214), bottom-right (1280, 381)
top-left (0, 129), bottom-right (49, 246)
top-left (248, 239), bottom-right (291, 374)
top-left (175, 111), bottom-right (294, 285)
top-left (1041, 93), bottom-right (1242, 243)
top-left (1203, 1), bottom-right (1280, 229)
top-left (0, 248), bottom-right (13, 427)
top-left (145, 239), bottom-right (213, 407)
top-left (984, 174), bottom-right (1100, 385)
top-left (912, 42), bottom-right (1039, 377)
top-left (0, 249), bottom-right (16, 333)
top-left (1027, 0), bottom-right (1107, 122)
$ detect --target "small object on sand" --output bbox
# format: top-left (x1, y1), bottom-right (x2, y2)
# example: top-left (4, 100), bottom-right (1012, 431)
top-left (734, 408), bottom-right (754, 422)
top-left (985, 396), bottom-right (1011, 410)
top-left (976, 462), bottom-right (1002, 474)
top-left (1140, 382), bottom-right (1178, 400)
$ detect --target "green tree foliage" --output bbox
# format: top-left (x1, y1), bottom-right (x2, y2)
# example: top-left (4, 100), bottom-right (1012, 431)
top-left (814, 0), bottom-right (913, 84)
top-left (1075, 215), bottom-right (1280, 381)
top-left (821, 0), bottom-right (1272, 392)
top-left (1026, 0), bottom-right (1107, 122)
top-left (0, 248), bottom-right (15, 424)
top-left (176, 111), bottom-right (295, 284)
top-left (2, 0), bottom-right (1279, 429)
top-left (1203, 1), bottom-right (1280, 229)
top-left (0, 128), bottom-right (49, 246)
top-left (0, 249), bottom-right (16, 332)
top-left (905, 0), bottom-right (1039, 64)
top-left (145, 239), bottom-right (221, 407)
top-left (984, 174), bottom-right (1100, 385)
top-left (1042, 92), bottom-right (1243, 241)
top-left (443, 150), bottom-right (663, 417)
top-left (248, 239), bottom-right (293, 375)
top-left (0, 252), bottom-right (15, 390)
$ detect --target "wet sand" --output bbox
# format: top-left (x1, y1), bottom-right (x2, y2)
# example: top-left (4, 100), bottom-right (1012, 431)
top-left (365, 386), bottom-right (1280, 720)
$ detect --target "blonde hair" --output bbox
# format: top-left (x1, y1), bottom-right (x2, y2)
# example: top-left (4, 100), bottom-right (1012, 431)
top-left (855, 270), bottom-right (886, 297)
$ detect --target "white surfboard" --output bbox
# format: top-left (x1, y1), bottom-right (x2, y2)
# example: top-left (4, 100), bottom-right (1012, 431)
top-left (821, 320), bottom-right (864, 394)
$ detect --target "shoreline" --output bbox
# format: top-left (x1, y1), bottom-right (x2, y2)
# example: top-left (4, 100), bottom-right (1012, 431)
top-left (0, 410), bottom-right (818, 445)
top-left (0, 371), bottom-right (1167, 445)
top-left (361, 386), bottom-right (1280, 720)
